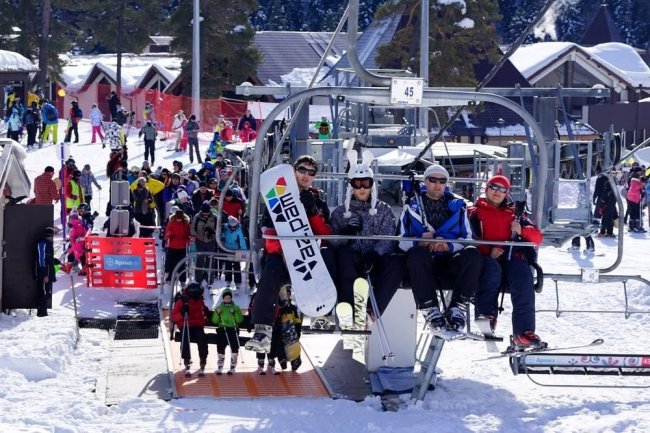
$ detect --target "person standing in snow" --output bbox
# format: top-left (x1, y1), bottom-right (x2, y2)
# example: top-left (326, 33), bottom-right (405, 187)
top-left (171, 110), bottom-right (187, 152)
top-left (211, 288), bottom-right (243, 375)
top-left (35, 227), bottom-right (57, 317)
top-left (237, 109), bottom-right (256, 132)
top-left (171, 282), bottom-right (210, 377)
top-left (139, 120), bottom-right (157, 165)
top-left (185, 114), bottom-right (201, 164)
top-left (79, 163), bottom-right (102, 209)
top-left (89, 104), bottom-right (105, 144)
top-left (64, 100), bottom-right (82, 143)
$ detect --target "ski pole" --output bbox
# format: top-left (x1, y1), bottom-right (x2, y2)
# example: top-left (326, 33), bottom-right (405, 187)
top-left (366, 276), bottom-right (394, 362)
top-left (180, 311), bottom-right (190, 366)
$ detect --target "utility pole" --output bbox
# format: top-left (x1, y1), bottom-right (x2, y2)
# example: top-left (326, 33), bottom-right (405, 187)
top-left (418, 0), bottom-right (429, 135)
top-left (191, 0), bottom-right (201, 119)
top-left (116, 0), bottom-right (125, 99)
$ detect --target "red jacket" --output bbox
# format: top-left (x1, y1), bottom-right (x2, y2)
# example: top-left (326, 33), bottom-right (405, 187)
top-left (33, 171), bottom-right (60, 205)
top-left (469, 197), bottom-right (542, 257)
top-left (165, 215), bottom-right (191, 249)
top-left (223, 198), bottom-right (244, 220)
top-left (171, 295), bottom-right (208, 328)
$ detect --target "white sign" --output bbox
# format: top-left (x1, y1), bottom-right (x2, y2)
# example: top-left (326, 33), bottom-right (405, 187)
top-left (391, 78), bottom-right (424, 106)
top-left (581, 268), bottom-right (599, 283)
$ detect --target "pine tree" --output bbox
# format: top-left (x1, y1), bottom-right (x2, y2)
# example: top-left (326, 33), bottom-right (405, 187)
top-left (376, 0), bottom-right (502, 87)
top-left (554, 1), bottom-right (585, 42)
top-left (168, 0), bottom-right (260, 98)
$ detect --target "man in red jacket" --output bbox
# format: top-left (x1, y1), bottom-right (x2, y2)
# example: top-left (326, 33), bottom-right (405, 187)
top-left (33, 166), bottom-right (60, 205)
top-left (469, 175), bottom-right (544, 349)
top-left (164, 206), bottom-right (191, 285)
top-left (246, 155), bottom-right (335, 354)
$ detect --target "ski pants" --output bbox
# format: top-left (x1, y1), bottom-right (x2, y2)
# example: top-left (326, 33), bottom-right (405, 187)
top-left (41, 123), bottom-right (58, 144)
top-left (406, 245), bottom-right (481, 310)
top-left (188, 137), bottom-right (202, 164)
top-left (598, 200), bottom-right (617, 236)
top-left (27, 124), bottom-right (38, 146)
top-left (252, 247), bottom-right (336, 325)
top-left (477, 256), bottom-right (535, 335)
top-left (216, 327), bottom-right (240, 354)
top-left (336, 245), bottom-right (405, 316)
top-left (144, 139), bottom-right (155, 165)
top-left (91, 125), bottom-right (104, 143)
top-left (135, 212), bottom-right (155, 238)
top-left (65, 123), bottom-right (79, 143)
top-left (179, 326), bottom-right (208, 363)
top-left (36, 276), bottom-right (52, 317)
top-left (165, 247), bottom-right (187, 283)
top-left (224, 259), bottom-right (242, 284)
top-left (194, 240), bottom-right (216, 282)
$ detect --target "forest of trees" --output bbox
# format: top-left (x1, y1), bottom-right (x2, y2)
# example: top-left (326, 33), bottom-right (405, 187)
top-left (0, 0), bottom-right (649, 97)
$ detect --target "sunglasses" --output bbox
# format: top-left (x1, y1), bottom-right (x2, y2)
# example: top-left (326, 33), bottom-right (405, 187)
top-left (426, 176), bottom-right (447, 184)
top-left (295, 166), bottom-right (317, 176)
top-left (488, 183), bottom-right (509, 193)
top-left (350, 178), bottom-right (374, 189)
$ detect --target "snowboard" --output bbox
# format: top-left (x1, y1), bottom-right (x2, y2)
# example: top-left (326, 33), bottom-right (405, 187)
top-left (335, 302), bottom-right (354, 330)
top-left (260, 164), bottom-right (337, 317)
top-left (280, 310), bottom-right (301, 361)
top-left (353, 278), bottom-right (369, 330)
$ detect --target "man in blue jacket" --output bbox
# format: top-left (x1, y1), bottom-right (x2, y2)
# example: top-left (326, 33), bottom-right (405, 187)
top-left (398, 164), bottom-right (481, 332)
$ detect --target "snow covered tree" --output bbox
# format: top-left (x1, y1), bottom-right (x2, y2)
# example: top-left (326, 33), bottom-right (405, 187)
top-left (168, 0), bottom-right (260, 98)
top-left (376, 0), bottom-right (502, 87)
top-left (554, 0), bottom-right (585, 42)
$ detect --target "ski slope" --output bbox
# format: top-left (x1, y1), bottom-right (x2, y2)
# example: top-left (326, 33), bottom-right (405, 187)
top-left (1, 120), bottom-right (649, 432)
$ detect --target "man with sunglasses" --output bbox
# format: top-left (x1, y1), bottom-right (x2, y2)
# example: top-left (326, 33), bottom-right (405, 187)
top-left (329, 153), bottom-right (404, 318)
top-left (469, 175), bottom-right (544, 349)
top-left (247, 155), bottom-right (336, 354)
top-left (398, 164), bottom-right (481, 333)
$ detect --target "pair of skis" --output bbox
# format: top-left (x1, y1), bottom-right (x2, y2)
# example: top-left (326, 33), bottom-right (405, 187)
top-left (476, 338), bottom-right (604, 361)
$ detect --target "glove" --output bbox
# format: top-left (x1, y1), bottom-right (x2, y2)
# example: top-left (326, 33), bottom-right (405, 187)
top-left (341, 213), bottom-right (362, 235)
top-left (300, 190), bottom-right (318, 217)
top-left (361, 251), bottom-right (380, 275)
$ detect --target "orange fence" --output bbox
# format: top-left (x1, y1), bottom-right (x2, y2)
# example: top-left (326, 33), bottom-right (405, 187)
top-left (85, 236), bottom-right (158, 289)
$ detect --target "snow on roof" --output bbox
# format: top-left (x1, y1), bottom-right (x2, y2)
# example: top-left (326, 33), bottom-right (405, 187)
top-left (0, 49), bottom-right (38, 72)
top-left (510, 42), bottom-right (650, 88)
top-left (59, 53), bottom-right (181, 93)
top-left (585, 43), bottom-right (650, 87)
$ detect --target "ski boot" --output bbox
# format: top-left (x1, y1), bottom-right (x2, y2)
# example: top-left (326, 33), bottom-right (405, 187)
top-left (198, 359), bottom-right (206, 377)
top-left (215, 354), bottom-right (225, 376)
top-left (227, 353), bottom-right (238, 375)
top-left (290, 357), bottom-right (302, 372)
top-left (256, 359), bottom-right (266, 375)
top-left (420, 305), bottom-right (445, 331)
top-left (511, 331), bottom-right (546, 351)
top-left (183, 360), bottom-right (192, 378)
top-left (268, 359), bottom-right (279, 375)
top-left (445, 306), bottom-right (466, 331)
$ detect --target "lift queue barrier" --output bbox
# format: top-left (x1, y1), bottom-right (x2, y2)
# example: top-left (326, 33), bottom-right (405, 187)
top-left (85, 236), bottom-right (158, 289)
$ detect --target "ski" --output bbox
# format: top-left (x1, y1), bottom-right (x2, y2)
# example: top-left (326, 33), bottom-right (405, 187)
top-left (431, 328), bottom-right (485, 342)
top-left (476, 338), bottom-right (604, 361)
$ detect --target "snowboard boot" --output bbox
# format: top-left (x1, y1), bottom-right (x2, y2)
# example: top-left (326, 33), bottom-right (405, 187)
top-left (279, 359), bottom-right (288, 371)
top-left (227, 353), bottom-right (238, 375)
top-left (244, 324), bottom-right (272, 353)
top-left (268, 359), bottom-right (279, 375)
top-left (420, 305), bottom-right (445, 331)
top-left (198, 359), bottom-right (206, 377)
top-left (445, 305), bottom-right (466, 331)
top-left (215, 354), bottom-right (225, 376)
top-left (512, 331), bottom-right (545, 350)
top-left (290, 357), bottom-right (302, 372)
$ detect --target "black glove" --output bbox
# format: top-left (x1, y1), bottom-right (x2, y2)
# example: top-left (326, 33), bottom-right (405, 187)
top-left (341, 213), bottom-right (362, 235)
top-left (300, 190), bottom-right (318, 217)
top-left (361, 251), bottom-right (380, 275)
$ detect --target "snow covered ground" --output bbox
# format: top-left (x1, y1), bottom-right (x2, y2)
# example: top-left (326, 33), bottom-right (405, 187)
top-left (2, 121), bottom-right (650, 432)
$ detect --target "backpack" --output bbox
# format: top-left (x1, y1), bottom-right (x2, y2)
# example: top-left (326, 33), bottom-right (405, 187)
top-left (23, 111), bottom-right (35, 126)
top-left (74, 107), bottom-right (83, 119)
top-left (46, 106), bottom-right (58, 122)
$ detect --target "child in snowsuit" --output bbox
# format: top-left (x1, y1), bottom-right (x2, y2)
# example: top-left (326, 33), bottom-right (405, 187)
top-left (63, 210), bottom-right (88, 276)
top-left (211, 288), bottom-right (243, 375)
top-left (171, 282), bottom-right (210, 377)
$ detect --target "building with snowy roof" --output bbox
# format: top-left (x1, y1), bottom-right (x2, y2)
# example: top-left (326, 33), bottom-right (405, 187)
top-left (0, 49), bottom-right (39, 118)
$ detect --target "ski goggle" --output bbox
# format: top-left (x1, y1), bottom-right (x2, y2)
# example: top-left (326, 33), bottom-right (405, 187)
top-left (426, 176), bottom-right (447, 184)
top-left (488, 183), bottom-right (509, 193)
top-left (350, 178), bottom-right (374, 189)
top-left (295, 166), bottom-right (317, 176)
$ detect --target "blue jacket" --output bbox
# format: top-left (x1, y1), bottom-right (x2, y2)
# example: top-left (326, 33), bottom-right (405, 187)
top-left (221, 224), bottom-right (247, 250)
top-left (398, 190), bottom-right (472, 254)
top-left (41, 103), bottom-right (59, 125)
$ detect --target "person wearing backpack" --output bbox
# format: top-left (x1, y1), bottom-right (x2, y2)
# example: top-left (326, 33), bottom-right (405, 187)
top-left (23, 101), bottom-right (41, 148)
top-left (64, 100), bottom-right (82, 143)
top-left (40, 99), bottom-right (59, 145)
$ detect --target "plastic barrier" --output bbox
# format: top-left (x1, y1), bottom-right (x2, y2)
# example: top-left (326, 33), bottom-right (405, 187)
top-left (85, 236), bottom-right (158, 289)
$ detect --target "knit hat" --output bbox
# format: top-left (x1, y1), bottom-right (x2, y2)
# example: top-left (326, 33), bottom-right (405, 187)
top-left (227, 215), bottom-right (239, 227)
top-left (344, 149), bottom-right (377, 217)
top-left (221, 288), bottom-right (232, 299)
top-left (200, 202), bottom-right (211, 213)
top-left (423, 164), bottom-right (449, 179)
top-left (170, 206), bottom-right (181, 214)
top-left (42, 227), bottom-right (56, 237)
top-left (487, 175), bottom-right (511, 190)
top-left (137, 177), bottom-right (147, 185)
top-left (177, 190), bottom-right (188, 201)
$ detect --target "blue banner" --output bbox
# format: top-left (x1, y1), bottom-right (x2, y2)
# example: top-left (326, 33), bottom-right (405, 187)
top-left (104, 255), bottom-right (142, 271)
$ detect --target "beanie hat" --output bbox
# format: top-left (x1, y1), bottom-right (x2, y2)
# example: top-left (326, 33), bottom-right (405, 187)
top-left (137, 177), bottom-right (147, 185)
top-left (43, 227), bottom-right (56, 237)
top-left (227, 215), bottom-right (239, 227)
top-left (487, 174), bottom-right (511, 190)
top-left (222, 288), bottom-right (232, 299)
top-left (170, 205), bottom-right (181, 214)
top-left (200, 202), bottom-right (211, 213)
top-left (344, 149), bottom-right (377, 217)
top-left (177, 190), bottom-right (188, 201)
top-left (423, 164), bottom-right (449, 180)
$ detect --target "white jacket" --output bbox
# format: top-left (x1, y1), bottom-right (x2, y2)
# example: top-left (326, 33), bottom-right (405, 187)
top-left (89, 107), bottom-right (103, 126)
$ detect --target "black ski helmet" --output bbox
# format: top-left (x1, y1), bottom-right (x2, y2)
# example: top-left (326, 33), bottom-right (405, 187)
top-left (185, 283), bottom-right (202, 300)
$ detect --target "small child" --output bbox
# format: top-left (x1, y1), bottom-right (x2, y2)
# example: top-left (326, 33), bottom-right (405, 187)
top-left (211, 288), bottom-right (243, 375)
top-left (171, 283), bottom-right (210, 377)
top-left (62, 210), bottom-right (88, 276)
top-left (221, 215), bottom-right (247, 290)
